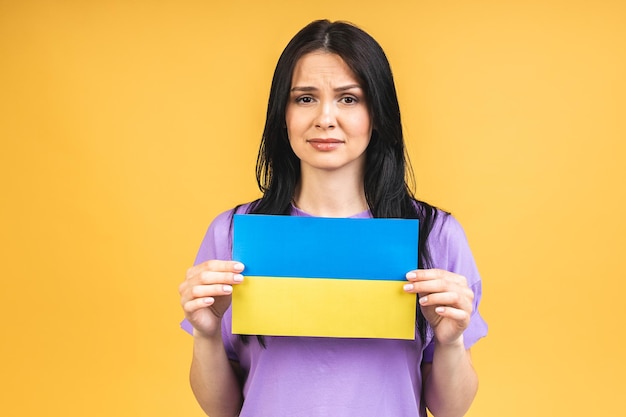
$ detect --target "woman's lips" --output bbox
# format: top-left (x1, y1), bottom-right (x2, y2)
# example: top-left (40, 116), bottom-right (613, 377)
top-left (306, 138), bottom-right (343, 151)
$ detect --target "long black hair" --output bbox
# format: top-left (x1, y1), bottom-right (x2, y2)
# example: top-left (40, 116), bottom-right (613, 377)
top-left (237, 20), bottom-right (446, 345)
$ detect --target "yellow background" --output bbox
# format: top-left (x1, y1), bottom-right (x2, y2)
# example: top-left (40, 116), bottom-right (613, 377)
top-left (1, 0), bottom-right (624, 416)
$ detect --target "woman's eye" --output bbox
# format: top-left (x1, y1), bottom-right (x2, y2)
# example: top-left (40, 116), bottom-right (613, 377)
top-left (296, 96), bottom-right (314, 103)
top-left (341, 96), bottom-right (357, 104)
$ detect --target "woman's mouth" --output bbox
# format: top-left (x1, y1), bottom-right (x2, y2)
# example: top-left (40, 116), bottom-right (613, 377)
top-left (306, 138), bottom-right (343, 151)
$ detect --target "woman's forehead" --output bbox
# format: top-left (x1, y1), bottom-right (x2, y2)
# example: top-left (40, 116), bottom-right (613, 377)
top-left (291, 52), bottom-right (360, 88)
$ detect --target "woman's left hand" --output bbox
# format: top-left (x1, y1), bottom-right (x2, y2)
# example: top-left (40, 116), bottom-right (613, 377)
top-left (403, 269), bottom-right (474, 346)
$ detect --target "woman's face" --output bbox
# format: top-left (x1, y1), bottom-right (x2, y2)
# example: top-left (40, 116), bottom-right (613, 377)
top-left (285, 52), bottom-right (372, 178)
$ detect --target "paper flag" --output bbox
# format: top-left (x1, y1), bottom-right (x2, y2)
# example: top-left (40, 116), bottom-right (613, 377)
top-left (232, 214), bottom-right (419, 339)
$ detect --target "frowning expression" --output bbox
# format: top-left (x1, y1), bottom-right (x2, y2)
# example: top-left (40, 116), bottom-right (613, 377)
top-left (285, 52), bottom-right (372, 176)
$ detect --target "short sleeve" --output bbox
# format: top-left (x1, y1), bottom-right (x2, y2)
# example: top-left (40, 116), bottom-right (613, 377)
top-left (179, 208), bottom-right (238, 335)
top-left (422, 213), bottom-right (488, 362)
top-left (193, 209), bottom-right (237, 265)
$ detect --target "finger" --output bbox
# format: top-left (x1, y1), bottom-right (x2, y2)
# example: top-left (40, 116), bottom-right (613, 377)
top-left (198, 270), bottom-right (244, 285)
top-left (406, 269), bottom-right (467, 286)
top-left (182, 297), bottom-right (214, 314)
top-left (179, 280), bottom-right (236, 305)
top-left (186, 260), bottom-right (245, 280)
top-left (418, 291), bottom-right (474, 313)
top-left (191, 283), bottom-right (234, 299)
top-left (404, 279), bottom-right (468, 296)
top-left (432, 305), bottom-right (471, 325)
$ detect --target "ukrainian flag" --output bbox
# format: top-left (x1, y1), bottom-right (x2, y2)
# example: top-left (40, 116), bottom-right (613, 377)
top-left (232, 214), bottom-right (419, 339)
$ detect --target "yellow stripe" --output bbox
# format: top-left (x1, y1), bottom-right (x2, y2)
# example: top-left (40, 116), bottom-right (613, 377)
top-left (232, 276), bottom-right (416, 340)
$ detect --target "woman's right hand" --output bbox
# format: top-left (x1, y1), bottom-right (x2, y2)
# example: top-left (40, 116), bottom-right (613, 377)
top-left (179, 260), bottom-right (245, 338)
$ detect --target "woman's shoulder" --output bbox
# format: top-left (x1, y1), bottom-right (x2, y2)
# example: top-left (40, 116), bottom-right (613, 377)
top-left (424, 216), bottom-right (479, 283)
top-left (194, 200), bottom-right (259, 264)
top-left (411, 199), bottom-right (463, 235)
top-left (432, 209), bottom-right (466, 241)
top-left (410, 199), bottom-right (446, 228)
top-left (412, 199), bottom-right (475, 262)
top-left (208, 200), bottom-right (259, 228)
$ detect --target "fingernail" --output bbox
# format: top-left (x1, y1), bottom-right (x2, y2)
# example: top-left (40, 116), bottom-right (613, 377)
top-left (435, 307), bottom-right (445, 313)
top-left (406, 272), bottom-right (416, 279)
top-left (223, 285), bottom-right (233, 293)
top-left (203, 297), bottom-right (214, 304)
top-left (403, 283), bottom-right (414, 291)
top-left (233, 262), bottom-right (244, 271)
top-left (419, 296), bottom-right (428, 305)
top-left (233, 274), bottom-right (244, 282)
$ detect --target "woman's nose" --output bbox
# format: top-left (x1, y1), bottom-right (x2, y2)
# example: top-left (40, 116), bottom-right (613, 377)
top-left (315, 101), bottom-right (336, 129)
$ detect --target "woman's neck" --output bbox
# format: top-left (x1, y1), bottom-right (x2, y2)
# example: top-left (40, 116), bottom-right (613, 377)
top-left (292, 169), bottom-right (368, 218)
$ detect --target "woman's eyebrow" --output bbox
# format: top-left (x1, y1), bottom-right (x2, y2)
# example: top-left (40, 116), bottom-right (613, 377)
top-left (290, 86), bottom-right (317, 92)
top-left (290, 84), bottom-right (362, 93)
top-left (334, 84), bottom-right (362, 92)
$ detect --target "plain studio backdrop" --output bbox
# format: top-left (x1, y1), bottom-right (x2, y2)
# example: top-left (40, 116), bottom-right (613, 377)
top-left (1, 1), bottom-right (624, 416)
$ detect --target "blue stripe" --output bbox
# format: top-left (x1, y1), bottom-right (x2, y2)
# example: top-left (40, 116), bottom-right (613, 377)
top-left (233, 214), bottom-right (418, 281)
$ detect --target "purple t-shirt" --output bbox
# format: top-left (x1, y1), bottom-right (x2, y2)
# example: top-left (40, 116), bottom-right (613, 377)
top-left (190, 203), bottom-right (488, 417)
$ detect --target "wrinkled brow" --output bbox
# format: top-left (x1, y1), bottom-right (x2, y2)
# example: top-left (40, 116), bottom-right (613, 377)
top-left (290, 84), bottom-right (362, 93)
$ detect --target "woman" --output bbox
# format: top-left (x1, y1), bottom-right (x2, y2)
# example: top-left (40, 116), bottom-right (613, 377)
top-left (179, 19), bottom-right (487, 417)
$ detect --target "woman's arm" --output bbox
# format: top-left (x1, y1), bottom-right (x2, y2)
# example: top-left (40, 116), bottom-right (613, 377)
top-left (421, 344), bottom-right (478, 417)
top-left (180, 260), bottom-right (245, 417)
top-left (404, 268), bottom-right (479, 417)
top-left (190, 332), bottom-right (243, 417)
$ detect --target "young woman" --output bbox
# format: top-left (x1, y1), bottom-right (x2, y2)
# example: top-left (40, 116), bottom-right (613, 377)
top-left (179, 20), bottom-right (488, 417)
